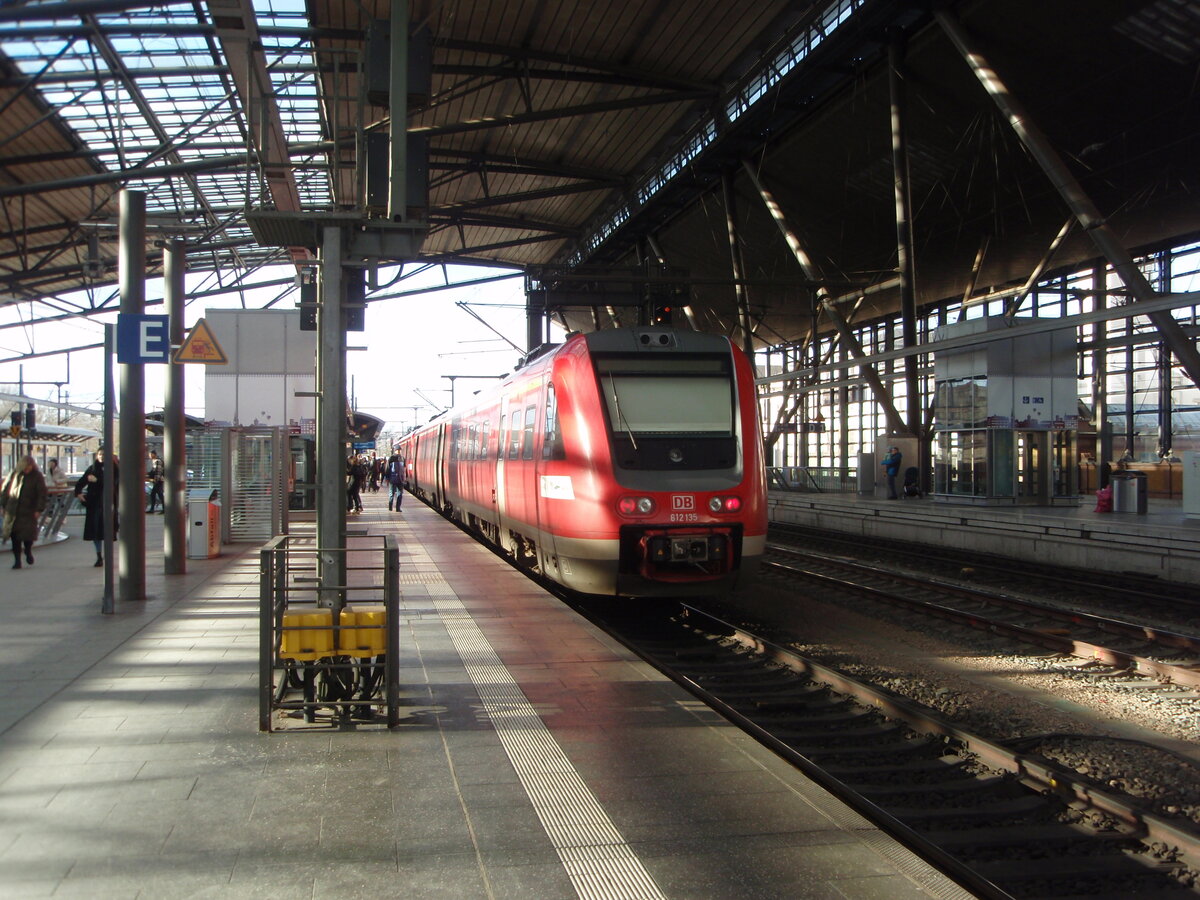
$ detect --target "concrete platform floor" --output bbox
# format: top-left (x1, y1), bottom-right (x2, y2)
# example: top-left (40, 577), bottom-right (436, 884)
top-left (0, 493), bottom-right (970, 899)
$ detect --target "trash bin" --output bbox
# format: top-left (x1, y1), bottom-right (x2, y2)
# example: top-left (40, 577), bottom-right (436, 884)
top-left (1110, 472), bottom-right (1148, 514)
top-left (187, 488), bottom-right (221, 558)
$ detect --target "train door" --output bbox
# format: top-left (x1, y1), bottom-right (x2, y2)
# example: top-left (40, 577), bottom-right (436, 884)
top-left (435, 421), bottom-right (449, 511)
top-left (534, 383), bottom-right (559, 573)
top-left (495, 396), bottom-right (511, 551)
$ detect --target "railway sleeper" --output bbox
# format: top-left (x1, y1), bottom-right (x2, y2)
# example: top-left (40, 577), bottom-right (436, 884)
top-left (777, 724), bottom-right (907, 748)
top-left (830, 757), bottom-right (980, 786)
top-left (969, 853), bottom-right (1185, 884)
top-left (795, 738), bottom-right (946, 761)
top-left (887, 793), bottom-right (1049, 824)
top-left (734, 693), bottom-right (851, 712)
top-left (925, 823), bottom-right (1139, 851)
top-left (855, 774), bottom-right (1024, 804)
top-left (748, 707), bottom-right (877, 727)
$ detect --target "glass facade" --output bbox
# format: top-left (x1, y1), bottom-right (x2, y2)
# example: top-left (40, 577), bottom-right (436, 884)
top-left (757, 239), bottom-right (1200, 482)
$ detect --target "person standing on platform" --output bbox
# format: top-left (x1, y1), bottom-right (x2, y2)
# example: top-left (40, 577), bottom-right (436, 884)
top-left (346, 455), bottom-right (364, 513)
top-left (76, 448), bottom-right (118, 567)
top-left (146, 449), bottom-right (165, 513)
top-left (2, 455), bottom-right (48, 569)
top-left (47, 458), bottom-right (69, 489)
top-left (385, 453), bottom-right (406, 511)
top-left (881, 446), bottom-right (902, 500)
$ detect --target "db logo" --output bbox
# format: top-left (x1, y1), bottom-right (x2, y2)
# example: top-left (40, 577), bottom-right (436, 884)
top-left (671, 495), bottom-right (694, 511)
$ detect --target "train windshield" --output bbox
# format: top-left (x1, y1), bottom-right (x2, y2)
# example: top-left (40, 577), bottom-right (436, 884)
top-left (595, 356), bottom-right (733, 435)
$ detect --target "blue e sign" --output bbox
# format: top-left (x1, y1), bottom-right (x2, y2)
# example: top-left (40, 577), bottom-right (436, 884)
top-left (116, 314), bottom-right (171, 364)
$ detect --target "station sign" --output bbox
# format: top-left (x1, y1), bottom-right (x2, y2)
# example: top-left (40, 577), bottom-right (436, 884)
top-left (352, 441), bottom-right (376, 451)
top-left (116, 314), bottom-right (171, 364)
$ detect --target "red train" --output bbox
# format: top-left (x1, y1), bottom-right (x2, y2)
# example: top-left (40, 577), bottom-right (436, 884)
top-left (397, 326), bottom-right (767, 598)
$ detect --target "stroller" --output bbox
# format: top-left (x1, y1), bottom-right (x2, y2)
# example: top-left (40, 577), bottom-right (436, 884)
top-left (902, 466), bottom-right (922, 498)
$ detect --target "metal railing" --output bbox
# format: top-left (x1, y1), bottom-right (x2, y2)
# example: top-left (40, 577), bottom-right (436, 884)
top-left (37, 488), bottom-right (76, 543)
top-left (767, 466), bottom-right (858, 494)
top-left (259, 534), bottom-right (400, 731)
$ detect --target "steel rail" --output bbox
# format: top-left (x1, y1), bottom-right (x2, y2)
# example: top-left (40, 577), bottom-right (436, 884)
top-left (763, 553), bottom-right (1200, 689)
top-left (687, 606), bottom-right (1200, 875)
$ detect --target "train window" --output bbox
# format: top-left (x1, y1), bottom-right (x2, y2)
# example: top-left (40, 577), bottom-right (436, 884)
top-left (595, 355), bottom-right (733, 434)
top-left (468, 423), bottom-right (477, 461)
top-left (450, 419), bottom-right (461, 460)
top-left (522, 405), bottom-right (536, 459)
top-left (543, 385), bottom-right (564, 460)
top-left (508, 410), bottom-right (522, 459)
top-left (480, 421), bottom-right (490, 461)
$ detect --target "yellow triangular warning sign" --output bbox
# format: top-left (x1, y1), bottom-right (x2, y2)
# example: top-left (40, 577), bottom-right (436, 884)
top-left (174, 318), bottom-right (228, 364)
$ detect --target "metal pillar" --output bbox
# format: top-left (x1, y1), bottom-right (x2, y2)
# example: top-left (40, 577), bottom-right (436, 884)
top-left (1091, 263), bottom-right (1111, 482)
top-left (741, 158), bottom-right (906, 435)
top-left (722, 171), bottom-right (754, 357)
top-left (163, 239), bottom-right (186, 575)
top-left (526, 294), bottom-right (543, 352)
top-left (888, 33), bottom-right (920, 438)
top-left (317, 226), bottom-right (346, 608)
top-left (387, 0), bottom-right (408, 222)
top-left (935, 8), bottom-right (1200, 390)
top-left (118, 189), bottom-right (146, 602)
top-left (101, 324), bottom-right (115, 615)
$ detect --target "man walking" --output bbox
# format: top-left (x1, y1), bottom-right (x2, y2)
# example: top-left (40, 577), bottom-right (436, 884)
top-left (146, 449), bottom-right (165, 513)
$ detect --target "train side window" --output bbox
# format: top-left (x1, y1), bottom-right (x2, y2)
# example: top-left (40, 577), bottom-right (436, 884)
top-left (522, 405), bottom-right (536, 459)
top-left (468, 423), bottom-right (477, 461)
top-left (508, 410), bottom-right (522, 459)
top-left (480, 421), bottom-right (490, 461)
top-left (543, 385), bottom-right (564, 460)
top-left (450, 419), bottom-right (460, 460)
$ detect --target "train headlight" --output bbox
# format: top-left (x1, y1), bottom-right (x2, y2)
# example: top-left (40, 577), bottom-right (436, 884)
top-left (618, 496), bottom-right (656, 516)
top-left (667, 447), bottom-right (684, 464)
top-left (708, 495), bottom-right (742, 513)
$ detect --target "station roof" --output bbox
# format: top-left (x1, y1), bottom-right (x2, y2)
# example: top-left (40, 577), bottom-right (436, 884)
top-left (0, 0), bottom-right (1196, 347)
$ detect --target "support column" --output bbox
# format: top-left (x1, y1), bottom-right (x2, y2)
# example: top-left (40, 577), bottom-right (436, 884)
top-left (1091, 264), bottom-right (1111, 484)
top-left (741, 158), bottom-right (906, 435)
top-left (118, 189), bottom-right (146, 602)
top-left (888, 33), bottom-right (920, 438)
top-left (526, 294), bottom-right (543, 352)
top-left (935, 8), bottom-right (1200, 390)
top-left (387, 0), bottom-right (409, 222)
top-left (317, 226), bottom-right (346, 608)
top-left (721, 171), bottom-right (754, 357)
top-left (163, 239), bottom-right (186, 575)
top-left (101, 324), bottom-right (115, 615)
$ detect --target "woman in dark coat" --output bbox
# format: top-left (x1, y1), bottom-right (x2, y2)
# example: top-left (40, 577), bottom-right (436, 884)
top-left (2, 455), bottom-right (48, 568)
top-left (75, 448), bottom-right (119, 567)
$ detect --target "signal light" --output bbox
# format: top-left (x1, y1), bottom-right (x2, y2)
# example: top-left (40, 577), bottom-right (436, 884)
top-left (618, 496), bottom-right (655, 516)
top-left (651, 304), bottom-right (673, 325)
top-left (708, 495), bottom-right (741, 513)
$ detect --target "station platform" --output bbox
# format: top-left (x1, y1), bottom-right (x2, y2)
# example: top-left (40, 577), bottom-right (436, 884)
top-left (0, 494), bottom-right (970, 899)
top-left (769, 490), bottom-right (1200, 584)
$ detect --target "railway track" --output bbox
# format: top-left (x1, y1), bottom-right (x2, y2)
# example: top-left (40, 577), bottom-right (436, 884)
top-left (769, 523), bottom-right (1200, 632)
top-left (577, 599), bottom-right (1200, 899)
top-left (762, 543), bottom-right (1200, 690)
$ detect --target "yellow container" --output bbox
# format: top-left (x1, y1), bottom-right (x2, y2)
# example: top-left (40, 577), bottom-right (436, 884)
top-left (280, 609), bottom-right (333, 661)
top-left (339, 605), bottom-right (387, 658)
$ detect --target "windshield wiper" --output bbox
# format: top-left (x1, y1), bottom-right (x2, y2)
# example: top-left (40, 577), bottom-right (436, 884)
top-left (607, 373), bottom-right (638, 451)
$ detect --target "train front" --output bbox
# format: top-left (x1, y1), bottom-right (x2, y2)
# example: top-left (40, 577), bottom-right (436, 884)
top-left (551, 327), bottom-right (766, 598)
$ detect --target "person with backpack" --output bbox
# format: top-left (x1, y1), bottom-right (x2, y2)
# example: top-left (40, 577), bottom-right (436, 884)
top-left (881, 446), bottom-right (902, 500)
top-left (385, 453), bottom-right (406, 511)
